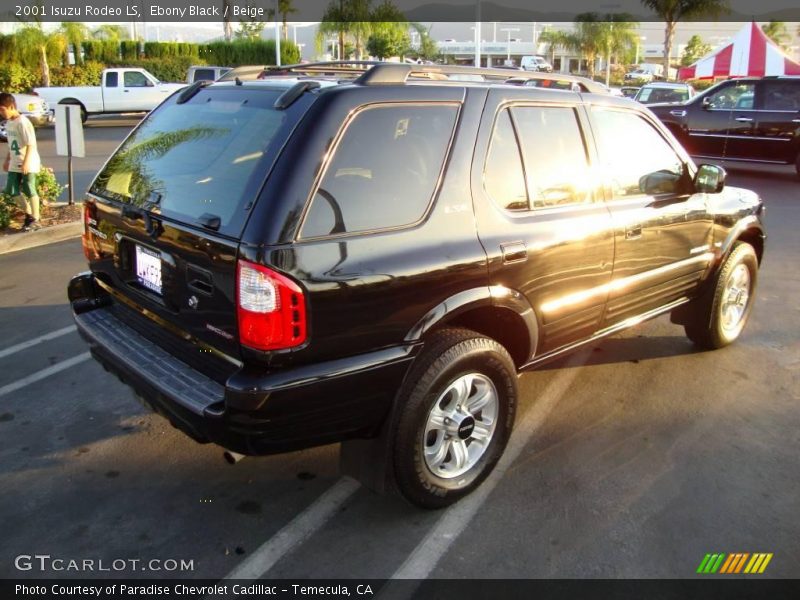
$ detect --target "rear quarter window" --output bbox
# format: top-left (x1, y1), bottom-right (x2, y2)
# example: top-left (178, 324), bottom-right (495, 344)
top-left (300, 103), bottom-right (459, 239)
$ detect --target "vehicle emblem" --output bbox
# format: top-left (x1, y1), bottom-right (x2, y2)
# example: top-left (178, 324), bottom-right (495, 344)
top-left (188, 295), bottom-right (199, 310)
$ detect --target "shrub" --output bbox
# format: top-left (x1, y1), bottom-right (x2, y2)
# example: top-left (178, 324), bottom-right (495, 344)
top-left (82, 40), bottom-right (119, 63)
top-left (200, 40), bottom-right (300, 67)
top-left (36, 166), bottom-right (65, 205)
top-left (0, 64), bottom-right (38, 93)
top-left (50, 61), bottom-right (106, 87)
top-left (120, 40), bottom-right (140, 60)
top-left (0, 192), bottom-right (16, 229)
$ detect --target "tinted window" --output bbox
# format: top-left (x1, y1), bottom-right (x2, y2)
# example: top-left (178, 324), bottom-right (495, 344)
top-left (106, 72), bottom-right (118, 88)
top-left (762, 81), bottom-right (800, 111)
top-left (300, 104), bottom-right (458, 239)
top-left (513, 106), bottom-right (592, 209)
top-left (484, 109), bottom-right (528, 211)
top-left (636, 87), bottom-right (689, 104)
top-left (706, 82), bottom-right (755, 109)
top-left (592, 108), bottom-right (688, 198)
top-left (124, 71), bottom-right (149, 87)
top-left (193, 69), bottom-right (216, 82)
top-left (90, 89), bottom-right (293, 237)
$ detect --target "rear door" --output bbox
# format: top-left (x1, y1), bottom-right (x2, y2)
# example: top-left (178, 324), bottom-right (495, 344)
top-left (472, 89), bottom-right (615, 354)
top-left (84, 85), bottom-right (310, 358)
top-left (754, 79), bottom-right (800, 163)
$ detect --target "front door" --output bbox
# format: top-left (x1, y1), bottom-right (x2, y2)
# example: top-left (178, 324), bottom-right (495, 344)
top-left (686, 80), bottom-right (756, 160)
top-left (588, 106), bottom-right (714, 327)
top-left (472, 90), bottom-right (615, 356)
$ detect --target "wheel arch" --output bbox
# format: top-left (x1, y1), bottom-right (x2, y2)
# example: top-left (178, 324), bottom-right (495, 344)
top-left (405, 286), bottom-right (539, 369)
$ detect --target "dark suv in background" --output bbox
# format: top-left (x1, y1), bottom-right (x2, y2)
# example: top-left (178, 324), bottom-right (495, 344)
top-left (648, 76), bottom-right (800, 176)
top-left (69, 62), bottom-right (765, 508)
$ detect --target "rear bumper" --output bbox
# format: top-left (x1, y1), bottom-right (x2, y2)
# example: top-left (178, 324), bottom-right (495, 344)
top-left (69, 272), bottom-right (418, 455)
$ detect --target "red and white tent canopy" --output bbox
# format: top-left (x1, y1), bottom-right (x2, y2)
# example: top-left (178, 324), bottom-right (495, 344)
top-left (678, 22), bottom-right (800, 80)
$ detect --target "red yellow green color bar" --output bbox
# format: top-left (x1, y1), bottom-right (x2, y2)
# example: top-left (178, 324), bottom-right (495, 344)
top-left (696, 553), bottom-right (773, 574)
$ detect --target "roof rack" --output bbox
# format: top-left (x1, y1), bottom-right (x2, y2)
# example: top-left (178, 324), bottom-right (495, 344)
top-left (217, 61), bottom-right (609, 93)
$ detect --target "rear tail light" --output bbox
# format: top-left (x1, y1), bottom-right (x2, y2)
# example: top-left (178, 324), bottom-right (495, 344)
top-left (81, 202), bottom-right (98, 260)
top-left (237, 260), bottom-right (307, 351)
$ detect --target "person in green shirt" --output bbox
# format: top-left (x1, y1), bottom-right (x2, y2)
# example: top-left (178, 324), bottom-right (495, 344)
top-left (1, 92), bottom-right (42, 231)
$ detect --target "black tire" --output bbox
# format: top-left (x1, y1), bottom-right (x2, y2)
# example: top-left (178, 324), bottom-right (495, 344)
top-left (392, 328), bottom-right (517, 509)
top-left (684, 242), bottom-right (758, 349)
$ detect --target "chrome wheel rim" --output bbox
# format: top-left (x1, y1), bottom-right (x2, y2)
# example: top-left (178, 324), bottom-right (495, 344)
top-left (423, 373), bottom-right (499, 479)
top-left (721, 263), bottom-right (750, 333)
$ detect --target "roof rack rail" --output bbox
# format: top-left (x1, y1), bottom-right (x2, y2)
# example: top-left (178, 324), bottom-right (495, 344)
top-left (274, 81), bottom-right (321, 109)
top-left (216, 61), bottom-right (609, 93)
top-left (176, 79), bottom-right (212, 104)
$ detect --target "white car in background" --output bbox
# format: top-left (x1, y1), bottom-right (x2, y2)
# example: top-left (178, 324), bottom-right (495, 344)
top-left (0, 92), bottom-right (53, 143)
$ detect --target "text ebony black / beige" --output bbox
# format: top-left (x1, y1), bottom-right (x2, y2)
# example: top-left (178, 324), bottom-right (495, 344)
top-left (69, 64), bottom-right (766, 508)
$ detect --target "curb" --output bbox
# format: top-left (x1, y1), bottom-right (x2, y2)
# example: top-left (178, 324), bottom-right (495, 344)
top-left (0, 221), bottom-right (83, 256)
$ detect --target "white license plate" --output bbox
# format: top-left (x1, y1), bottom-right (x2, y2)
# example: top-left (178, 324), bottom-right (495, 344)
top-left (135, 245), bottom-right (162, 295)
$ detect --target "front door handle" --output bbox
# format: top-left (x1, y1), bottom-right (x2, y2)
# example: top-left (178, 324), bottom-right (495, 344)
top-left (734, 117), bottom-right (753, 122)
top-left (625, 224), bottom-right (643, 240)
top-left (501, 242), bottom-right (527, 264)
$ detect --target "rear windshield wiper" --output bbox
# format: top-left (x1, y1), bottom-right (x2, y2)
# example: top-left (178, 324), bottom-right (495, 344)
top-left (197, 213), bottom-right (221, 231)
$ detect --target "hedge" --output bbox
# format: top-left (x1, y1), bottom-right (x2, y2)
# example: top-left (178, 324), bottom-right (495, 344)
top-left (0, 64), bottom-right (38, 93)
top-left (200, 40), bottom-right (300, 66)
top-left (50, 61), bottom-right (105, 87)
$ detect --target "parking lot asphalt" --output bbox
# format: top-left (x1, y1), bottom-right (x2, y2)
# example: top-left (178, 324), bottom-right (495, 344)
top-left (0, 123), bottom-right (798, 581)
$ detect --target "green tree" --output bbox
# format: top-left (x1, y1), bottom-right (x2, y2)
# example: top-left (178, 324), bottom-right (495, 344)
top-left (236, 20), bottom-right (266, 41)
top-left (60, 22), bottom-right (89, 66)
top-left (13, 25), bottom-right (66, 87)
top-left (317, 0), bottom-right (374, 60)
top-left (762, 21), bottom-right (789, 50)
top-left (595, 16), bottom-right (638, 86)
top-left (92, 24), bottom-right (129, 42)
top-left (409, 22), bottom-right (439, 61)
top-left (543, 14), bottom-right (607, 79)
top-left (367, 1), bottom-right (410, 59)
top-left (640, 0), bottom-right (729, 80)
top-left (680, 34), bottom-right (712, 66)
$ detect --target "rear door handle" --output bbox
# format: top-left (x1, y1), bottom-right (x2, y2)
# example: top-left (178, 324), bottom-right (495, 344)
top-left (500, 242), bottom-right (527, 264)
top-left (625, 224), bottom-right (642, 240)
top-left (734, 117), bottom-right (753, 122)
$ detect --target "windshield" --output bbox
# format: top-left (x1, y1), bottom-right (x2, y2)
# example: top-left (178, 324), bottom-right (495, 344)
top-left (90, 88), bottom-right (293, 237)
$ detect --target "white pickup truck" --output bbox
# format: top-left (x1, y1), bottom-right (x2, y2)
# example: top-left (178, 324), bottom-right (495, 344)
top-left (34, 68), bottom-right (185, 123)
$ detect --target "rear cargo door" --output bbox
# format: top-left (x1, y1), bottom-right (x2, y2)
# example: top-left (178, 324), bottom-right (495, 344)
top-left (85, 85), bottom-right (309, 358)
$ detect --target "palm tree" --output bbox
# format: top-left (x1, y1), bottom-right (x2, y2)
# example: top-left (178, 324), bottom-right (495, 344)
top-left (597, 17), bottom-right (638, 86)
top-left (317, 0), bottom-right (373, 60)
top-left (640, 0), bottom-right (729, 80)
top-left (762, 21), bottom-right (789, 50)
top-left (13, 25), bottom-right (66, 87)
top-left (60, 22), bottom-right (89, 66)
top-left (267, 0), bottom-right (298, 40)
top-left (547, 14), bottom-right (605, 79)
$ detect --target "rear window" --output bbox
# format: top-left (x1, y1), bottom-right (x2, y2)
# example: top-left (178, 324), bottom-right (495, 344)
top-left (90, 88), bottom-right (294, 237)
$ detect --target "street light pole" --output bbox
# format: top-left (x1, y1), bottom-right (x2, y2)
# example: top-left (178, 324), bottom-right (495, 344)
top-left (500, 27), bottom-right (519, 63)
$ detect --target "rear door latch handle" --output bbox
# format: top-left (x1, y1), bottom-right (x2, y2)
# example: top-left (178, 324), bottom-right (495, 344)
top-left (625, 224), bottom-right (643, 240)
top-left (501, 242), bottom-right (528, 264)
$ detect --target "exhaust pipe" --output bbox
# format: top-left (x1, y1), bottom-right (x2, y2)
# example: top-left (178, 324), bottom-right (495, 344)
top-left (223, 450), bottom-right (246, 465)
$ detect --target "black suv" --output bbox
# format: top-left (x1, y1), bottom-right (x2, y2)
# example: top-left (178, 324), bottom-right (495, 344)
top-left (647, 76), bottom-right (800, 176)
top-left (69, 62), bottom-right (766, 508)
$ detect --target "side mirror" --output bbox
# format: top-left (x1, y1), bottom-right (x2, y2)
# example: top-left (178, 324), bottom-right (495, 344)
top-left (146, 79), bottom-right (155, 87)
top-left (694, 164), bottom-right (726, 193)
top-left (701, 97), bottom-right (713, 110)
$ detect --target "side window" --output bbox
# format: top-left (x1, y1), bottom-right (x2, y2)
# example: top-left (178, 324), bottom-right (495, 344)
top-left (512, 106), bottom-right (592, 209)
top-left (105, 72), bottom-right (118, 88)
top-left (592, 108), bottom-right (688, 198)
top-left (484, 109), bottom-right (528, 211)
top-left (706, 82), bottom-right (755, 110)
top-left (300, 104), bottom-right (458, 239)
top-left (762, 81), bottom-right (800, 111)
top-left (124, 71), bottom-right (149, 87)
